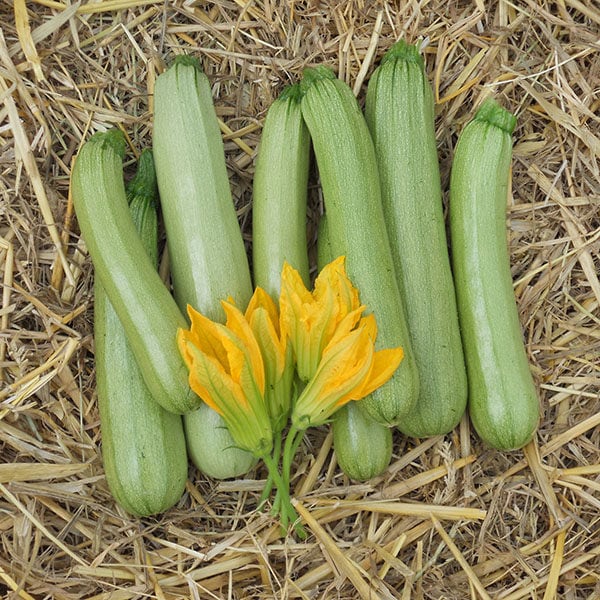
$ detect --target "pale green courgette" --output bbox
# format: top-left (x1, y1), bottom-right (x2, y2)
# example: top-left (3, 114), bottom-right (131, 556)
top-left (153, 55), bottom-right (252, 318)
top-left (300, 66), bottom-right (419, 425)
top-left (72, 129), bottom-right (198, 415)
top-left (95, 149), bottom-right (188, 516)
top-left (153, 56), bottom-right (255, 478)
top-left (365, 41), bottom-right (467, 437)
top-left (449, 99), bottom-right (539, 450)
top-left (252, 83), bottom-right (311, 296)
top-left (318, 214), bottom-right (392, 481)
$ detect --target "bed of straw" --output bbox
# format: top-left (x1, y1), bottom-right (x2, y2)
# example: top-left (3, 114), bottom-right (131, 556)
top-left (1, 1), bottom-right (599, 598)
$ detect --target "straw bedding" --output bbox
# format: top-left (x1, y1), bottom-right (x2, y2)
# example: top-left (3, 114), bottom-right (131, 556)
top-left (1, 1), bottom-right (599, 598)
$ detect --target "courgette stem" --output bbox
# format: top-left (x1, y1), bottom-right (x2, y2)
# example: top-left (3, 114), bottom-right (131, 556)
top-left (261, 452), bottom-right (306, 539)
top-left (257, 430), bottom-right (282, 509)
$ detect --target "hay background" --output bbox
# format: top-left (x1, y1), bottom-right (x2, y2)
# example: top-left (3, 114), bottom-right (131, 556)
top-left (1, 1), bottom-right (599, 598)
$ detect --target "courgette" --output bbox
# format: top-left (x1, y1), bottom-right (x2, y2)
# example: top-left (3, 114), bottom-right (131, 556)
top-left (153, 56), bottom-right (255, 478)
top-left (71, 129), bottom-right (198, 415)
top-left (449, 99), bottom-right (539, 450)
top-left (365, 41), bottom-right (467, 437)
top-left (252, 83), bottom-right (311, 296)
top-left (95, 149), bottom-right (188, 516)
top-left (300, 66), bottom-right (419, 425)
top-left (318, 214), bottom-right (392, 481)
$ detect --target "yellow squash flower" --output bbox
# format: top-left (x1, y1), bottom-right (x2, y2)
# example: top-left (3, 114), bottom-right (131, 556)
top-left (291, 312), bottom-right (404, 429)
top-left (177, 301), bottom-right (273, 458)
top-left (245, 287), bottom-right (294, 432)
top-left (279, 256), bottom-right (362, 382)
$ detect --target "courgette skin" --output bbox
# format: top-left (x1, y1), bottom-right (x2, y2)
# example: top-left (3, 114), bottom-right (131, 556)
top-left (449, 99), bottom-right (539, 450)
top-left (72, 130), bottom-right (198, 415)
top-left (300, 67), bottom-right (419, 425)
top-left (153, 56), bottom-right (255, 478)
top-left (365, 41), bottom-right (467, 437)
top-left (182, 407), bottom-right (257, 479)
top-left (333, 402), bottom-right (393, 481)
top-left (318, 214), bottom-right (392, 481)
top-left (95, 150), bottom-right (188, 516)
top-left (252, 84), bottom-right (311, 296)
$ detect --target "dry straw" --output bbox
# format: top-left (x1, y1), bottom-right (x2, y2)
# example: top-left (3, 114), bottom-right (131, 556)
top-left (1, 1), bottom-right (599, 598)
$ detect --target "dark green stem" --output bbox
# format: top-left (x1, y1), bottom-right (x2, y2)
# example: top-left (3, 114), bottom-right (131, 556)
top-left (261, 452), bottom-right (306, 539)
top-left (380, 39), bottom-right (423, 68)
top-left (474, 98), bottom-right (517, 134)
top-left (258, 430), bottom-right (282, 510)
top-left (269, 425), bottom-right (304, 520)
top-left (282, 425), bottom-right (304, 491)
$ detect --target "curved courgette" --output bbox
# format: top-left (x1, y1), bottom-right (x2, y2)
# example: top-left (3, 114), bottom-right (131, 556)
top-left (365, 41), bottom-right (467, 437)
top-left (95, 150), bottom-right (188, 516)
top-left (72, 129), bottom-right (198, 415)
top-left (449, 99), bottom-right (539, 450)
top-left (300, 66), bottom-right (419, 425)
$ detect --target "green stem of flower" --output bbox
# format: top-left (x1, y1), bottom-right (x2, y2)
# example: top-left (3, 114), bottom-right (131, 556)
top-left (261, 452), bottom-right (306, 539)
top-left (282, 425), bottom-right (304, 491)
top-left (258, 430), bottom-right (282, 511)
top-left (269, 425), bottom-right (302, 519)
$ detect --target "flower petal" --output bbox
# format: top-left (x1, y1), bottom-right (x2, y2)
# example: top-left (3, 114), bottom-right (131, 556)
top-left (180, 339), bottom-right (272, 456)
top-left (325, 305), bottom-right (366, 348)
top-left (178, 300), bottom-right (273, 457)
top-left (249, 306), bottom-right (286, 378)
top-left (246, 287), bottom-right (280, 334)
top-left (281, 259), bottom-right (358, 381)
top-left (359, 313), bottom-right (378, 341)
top-left (291, 328), bottom-right (373, 428)
top-left (313, 255), bottom-right (345, 300)
top-left (338, 346), bottom-right (404, 404)
top-left (246, 288), bottom-right (294, 431)
top-left (279, 261), bottom-right (313, 352)
top-left (186, 304), bottom-right (229, 366)
top-left (314, 255), bottom-right (360, 317)
top-left (221, 300), bottom-right (266, 395)
top-left (179, 337), bottom-right (245, 415)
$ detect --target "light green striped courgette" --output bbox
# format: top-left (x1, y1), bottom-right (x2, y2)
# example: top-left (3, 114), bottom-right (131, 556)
top-left (72, 130), bottom-right (197, 415)
top-left (365, 41), bottom-right (467, 437)
top-left (318, 214), bottom-right (393, 481)
top-left (300, 66), bottom-right (420, 425)
top-left (449, 99), bottom-right (539, 450)
top-left (253, 83), bottom-right (311, 297)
